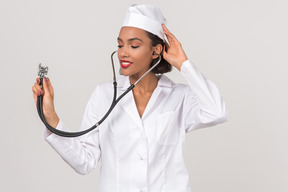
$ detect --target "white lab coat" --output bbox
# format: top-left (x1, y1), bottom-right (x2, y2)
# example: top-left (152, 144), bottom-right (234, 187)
top-left (44, 60), bottom-right (228, 192)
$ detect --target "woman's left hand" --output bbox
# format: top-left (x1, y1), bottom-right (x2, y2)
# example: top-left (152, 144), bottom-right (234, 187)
top-left (162, 24), bottom-right (188, 71)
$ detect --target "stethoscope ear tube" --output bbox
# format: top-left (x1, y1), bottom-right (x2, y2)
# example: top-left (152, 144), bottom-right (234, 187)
top-left (36, 51), bottom-right (161, 137)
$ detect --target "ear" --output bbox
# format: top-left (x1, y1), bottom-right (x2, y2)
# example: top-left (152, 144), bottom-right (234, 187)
top-left (152, 44), bottom-right (163, 59)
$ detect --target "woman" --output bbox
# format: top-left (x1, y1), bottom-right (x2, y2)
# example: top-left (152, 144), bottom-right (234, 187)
top-left (32, 4), bottom-right (227, 192)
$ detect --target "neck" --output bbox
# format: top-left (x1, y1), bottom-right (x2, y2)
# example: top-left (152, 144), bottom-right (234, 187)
top-left (129, 72), bottom-right (158, 93)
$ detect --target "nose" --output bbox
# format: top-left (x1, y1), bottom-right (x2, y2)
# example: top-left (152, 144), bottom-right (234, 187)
top-left (118, 46), bottom-right (129, 59)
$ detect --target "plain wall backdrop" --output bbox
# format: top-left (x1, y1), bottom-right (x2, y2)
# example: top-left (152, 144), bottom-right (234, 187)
top-left (1, 0), bottom-right (287, 191)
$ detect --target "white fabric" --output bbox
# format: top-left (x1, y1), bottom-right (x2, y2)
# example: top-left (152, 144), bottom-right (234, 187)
top-left (44, 60), bottom-right (228, 192)
top-left (121, 4), bottom-right (166, 40)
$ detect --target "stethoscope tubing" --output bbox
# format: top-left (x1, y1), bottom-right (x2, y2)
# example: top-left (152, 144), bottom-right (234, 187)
top-left (37, 51), bottom-right (161, 137)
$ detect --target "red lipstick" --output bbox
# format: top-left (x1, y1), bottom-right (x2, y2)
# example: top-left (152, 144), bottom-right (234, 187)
top-left (120, 60), bottom-right (133, 68)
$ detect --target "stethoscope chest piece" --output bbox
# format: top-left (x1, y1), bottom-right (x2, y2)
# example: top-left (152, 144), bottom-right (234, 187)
top-left (38, 63), bottom-right (49, 79)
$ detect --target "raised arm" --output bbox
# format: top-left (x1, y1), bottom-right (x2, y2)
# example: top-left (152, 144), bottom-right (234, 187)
top-left (162, 24), bottom-right (228, 131)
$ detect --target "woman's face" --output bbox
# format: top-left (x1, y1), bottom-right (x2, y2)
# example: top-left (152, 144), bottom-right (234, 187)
top-left (117, 27), bottom-right (155, 77)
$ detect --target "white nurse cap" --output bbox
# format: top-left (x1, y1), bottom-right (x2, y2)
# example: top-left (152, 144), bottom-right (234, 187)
top-left (121, 4), bottom-right (167, 40)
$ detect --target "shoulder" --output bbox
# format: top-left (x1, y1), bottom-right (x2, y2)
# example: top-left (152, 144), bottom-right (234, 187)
top-left (89, 80), bottom-right (114, 99)
top-left (86, 79), bottom-right (118, 110)
top-left (95, 80), bottom-right (114, 90)
top-left (158, 75), bottom-right (188, 91)
top-left (91, 76), bottom-right (129, 96)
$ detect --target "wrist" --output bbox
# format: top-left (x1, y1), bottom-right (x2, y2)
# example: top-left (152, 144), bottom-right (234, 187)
top-left (45, 112), bottom-right (60, 128)
top-left (176, 57), bottom-right (188, 71)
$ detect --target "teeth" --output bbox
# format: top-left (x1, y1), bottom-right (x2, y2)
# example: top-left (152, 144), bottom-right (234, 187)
top-left (122, 62), bottom-right (130, 65)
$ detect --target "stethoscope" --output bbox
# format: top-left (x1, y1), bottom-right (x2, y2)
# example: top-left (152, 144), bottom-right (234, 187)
top-left (37, 51), bottom-right (162, 137)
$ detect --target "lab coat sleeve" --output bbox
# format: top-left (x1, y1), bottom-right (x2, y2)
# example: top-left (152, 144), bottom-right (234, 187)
top-left (44, 86), bottom-right (101, 175)
top-left (180, 60), bottom-right (228, 132)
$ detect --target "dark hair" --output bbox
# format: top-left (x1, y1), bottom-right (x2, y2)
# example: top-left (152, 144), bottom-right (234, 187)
top-left (146, 31), bottom-right (172, 74)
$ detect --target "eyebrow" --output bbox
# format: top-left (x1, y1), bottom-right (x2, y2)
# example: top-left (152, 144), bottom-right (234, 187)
top-left (117, 37), bottom-right (143, 42)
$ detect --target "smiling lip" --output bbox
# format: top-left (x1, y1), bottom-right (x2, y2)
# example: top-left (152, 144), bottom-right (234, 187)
top-left (120, 60), bottom-right (133, 68)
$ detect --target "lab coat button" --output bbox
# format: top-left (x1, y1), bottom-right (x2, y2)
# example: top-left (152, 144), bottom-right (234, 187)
top-left (140, 156), bottom-right (144, 160)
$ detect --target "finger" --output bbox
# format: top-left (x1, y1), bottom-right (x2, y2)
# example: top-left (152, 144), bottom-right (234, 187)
top-left (164, 33), bottom-right (176, 46)
top-left (32, 86), bottom-right (38, 97)
top-left (32, 86), bottom-right (41, 105)
top-left (162, 24), bottom-right (172, 44)
top-left (36, 78), bottom-right (40, 85)
top-left (42, 77), bottom-right (51, 96)
top-left (162, 24), bottom-right (175, 39)
top-left (164, 40), bottom-right (170, 49)
top-left (162, 24), bottom-right (172, 35)
top-left (162, 24), bottom-right (179, 45)
top-left (45, 77), bottom-right (54, 96)
top-left (162, 44), bottom-right (169, 60)
top-left (33, 82), bottom-right (43, 95)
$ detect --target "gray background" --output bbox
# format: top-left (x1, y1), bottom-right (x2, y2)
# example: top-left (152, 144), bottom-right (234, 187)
top-left (1, 0), bottom-right (287, 191)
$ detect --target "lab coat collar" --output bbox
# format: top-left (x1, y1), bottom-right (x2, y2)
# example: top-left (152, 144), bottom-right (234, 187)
top-left (116, 74), bottom-right (174, 129)
top-left (116, 74), bottom-right (174, 90)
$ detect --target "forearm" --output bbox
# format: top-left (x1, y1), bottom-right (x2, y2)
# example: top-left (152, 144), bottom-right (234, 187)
top-left (45, 111), bottom-right (60, 128)
top-left (45, 120), bottom-right (100, 175)
top-left (181, 60), bottom-right (228, 130)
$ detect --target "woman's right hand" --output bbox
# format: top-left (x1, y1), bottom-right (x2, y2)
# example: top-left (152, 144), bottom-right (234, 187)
top-left (32, 77), bottom-right (59, 128)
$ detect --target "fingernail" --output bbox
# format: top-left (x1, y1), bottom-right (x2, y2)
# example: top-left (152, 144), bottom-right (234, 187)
top-left (44, 77), bottom-right (47, 82)
top-left (40, 91), bottom-right (43, 95)
top-left (37, 79), bottom-right (40, 84)
top-left (37, 92), bottom-right (40, 96)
